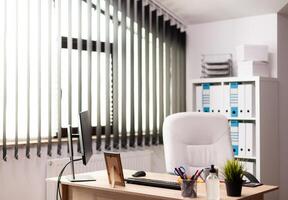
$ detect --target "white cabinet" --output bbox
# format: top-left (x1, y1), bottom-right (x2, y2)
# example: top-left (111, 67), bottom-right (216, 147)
top-left (190, 77), bottom-right (279, 188)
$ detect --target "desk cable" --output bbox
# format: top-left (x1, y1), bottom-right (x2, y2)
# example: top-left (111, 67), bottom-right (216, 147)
top-left (56, 158), bottom-right (82, 200)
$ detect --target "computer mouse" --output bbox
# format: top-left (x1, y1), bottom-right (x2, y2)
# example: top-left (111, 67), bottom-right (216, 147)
top-left (132, 171), bottom-right (146, 177)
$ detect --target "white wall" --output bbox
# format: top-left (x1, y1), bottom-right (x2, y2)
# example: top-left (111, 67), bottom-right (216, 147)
top-left (0, 145), bottom-right (166, 200)
top-left (0, 146), bottom-right (59, 200)
top-left (186, 14), bottom-right (278, 111)
top-left (277, 14), bottom-right (288, 200)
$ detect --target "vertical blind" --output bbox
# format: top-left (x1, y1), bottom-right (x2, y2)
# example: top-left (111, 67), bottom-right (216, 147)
top-left (0, 0), bottom-right (186, 160)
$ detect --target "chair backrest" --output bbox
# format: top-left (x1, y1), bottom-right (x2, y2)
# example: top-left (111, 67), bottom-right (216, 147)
top-left (163, 112), bottom-right (233, 174)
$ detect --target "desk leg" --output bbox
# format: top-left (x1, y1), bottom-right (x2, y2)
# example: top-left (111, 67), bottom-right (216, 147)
top-left (61, 184), bottom-right (69, 200)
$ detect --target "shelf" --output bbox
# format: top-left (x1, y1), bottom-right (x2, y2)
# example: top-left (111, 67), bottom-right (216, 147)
top-left (235, 155), bottom-right (257, 160)
top-left (190, 76), bottom-right (277, 85)
top-left (227, 117), bottom-right (256, 121)
top-left (193, 113), bottom-right (256, 121)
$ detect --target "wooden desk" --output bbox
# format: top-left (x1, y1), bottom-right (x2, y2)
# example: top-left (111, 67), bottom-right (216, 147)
top-left (47, 170), bottom-right (278, 200)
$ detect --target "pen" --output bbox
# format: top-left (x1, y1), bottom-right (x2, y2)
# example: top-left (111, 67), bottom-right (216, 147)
top-left (195, 169), bottom-right (204, 180)
top-left (191, 170), bottom-right (199, 180)
top-left (174, 168), bottom-right (185, 179)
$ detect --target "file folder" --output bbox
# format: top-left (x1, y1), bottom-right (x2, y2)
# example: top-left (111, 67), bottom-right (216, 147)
top-left (210, 85), bottom-right (216, 113)
top-left (230, 120), bottom-right (239, 156)
top-left (195, 85), bottom-right (202, 112)
top-left (202, 83), bottom-right (210, 112)
top-left (238, 122), bottom-right (246, 156)
top-left (245, 84), bottom-right (255, 117)
top-left (223, 84), bottom-right (231, 117)
top-left (230, 83), bottom-right (239, 117)
top-left (245, 123), bottom-right (255, 157)
top-left (238, 84), bottom-right (246, 118)
top-left (215, 85), bottom-right (223, 113)
top-left (210, 85), bottom-right (222, 113)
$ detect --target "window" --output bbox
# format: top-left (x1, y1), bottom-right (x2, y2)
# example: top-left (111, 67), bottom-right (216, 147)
top-left (0, 0), bottom-right (186, 158)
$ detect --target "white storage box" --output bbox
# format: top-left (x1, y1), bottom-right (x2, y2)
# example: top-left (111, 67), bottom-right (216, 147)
top-left (237, 61), bottom-right (270, 77)
top-left (236, 45), bottom-right (268, 62)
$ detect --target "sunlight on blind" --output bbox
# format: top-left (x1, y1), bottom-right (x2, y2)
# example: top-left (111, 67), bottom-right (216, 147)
top-left (0, 0), bottom-right (113, 141)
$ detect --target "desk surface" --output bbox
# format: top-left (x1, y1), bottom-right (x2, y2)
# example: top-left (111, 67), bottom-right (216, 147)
top-left (47, 169), bottom-right (278, 200)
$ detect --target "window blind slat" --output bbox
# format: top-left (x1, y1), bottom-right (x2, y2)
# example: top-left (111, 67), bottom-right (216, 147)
top-left (144, 5), bottom-right (150, 146)
top-left (164, 20), bottom-right (171, 117)
top-left (87, 0), bottom-right (92, 119)
top-left (177, 28), bottom-right (182, 113)
top-left (136, 0), bottom-right (143, 146)
top-left (171, 25), bottom-right (177, 114)
top-left (112, 0), bottom-right (119, 149)
top-left (26, 0), bottom-right (31, 159)
top-left (105, 0), bottom-right (111, 150)
top-left (158, 15), bottom-right (164, 144)
top-left (2, 0), bottom-right (7, 161)
top-left (179, 33), bottom-right (183, 112)
top-left (121, 0), bottom-right (127, 149)
top-left (183, 33), bottom-right (187, 111)
top-left (175, 28), bottom-right (179, 112)
top-left (77, 0), bottom-right (83, 153)
top-left (68, 0), bottom-right (72, 129)
top-left (174, 28), bottom-right (178, 113)
top-left (37, 0), bottom-right (42, 157)
top-left (129, 0), bottom-right (135, 148)
top-left (47, 0), bottom-right (52, 157)
top-left (180, 32), bottom-right (186, 111)
top-left (151, 10), bottom-right (157, 145)
top-left (14, 0), bottom-right (19, 159)
top-left (87, 0), bottom-right (93, 152)
top-left (96, 0), bottom-right (102, 151)
top-left (57, 0), bottom-right (62, 155)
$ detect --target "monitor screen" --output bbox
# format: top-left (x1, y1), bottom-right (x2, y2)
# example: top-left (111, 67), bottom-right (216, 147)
top-left (79, 111), bottom-right (93, 165)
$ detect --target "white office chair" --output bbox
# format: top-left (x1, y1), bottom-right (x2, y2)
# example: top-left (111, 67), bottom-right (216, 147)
top-left (163, 112), bottom-right (233, 175)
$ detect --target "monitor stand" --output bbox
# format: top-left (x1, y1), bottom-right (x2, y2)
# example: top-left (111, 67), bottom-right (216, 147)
top-left (67, 158), bottom-right (96, 182)
top-left (68, 174), bottom-right (96, 182)
top-left (67, 126), bottom-right (96, 182)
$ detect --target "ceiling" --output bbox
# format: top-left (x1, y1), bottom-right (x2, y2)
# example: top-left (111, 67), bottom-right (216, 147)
top-left (153, 0), bottom-right (288, 25)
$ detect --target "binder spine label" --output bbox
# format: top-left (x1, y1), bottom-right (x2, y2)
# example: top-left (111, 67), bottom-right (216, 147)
top-left (230, 83), bottom-right (239, 117)
top-left (202, 83), bottom-right (210, 112)
top-left (196, 86), bottom-right (203, 112)
top-left (230, 120), bottom-right (239, 156)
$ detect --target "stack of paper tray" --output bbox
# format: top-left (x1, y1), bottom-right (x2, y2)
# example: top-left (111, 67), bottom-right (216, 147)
top-left (201, 54), bottom-right (233, 78)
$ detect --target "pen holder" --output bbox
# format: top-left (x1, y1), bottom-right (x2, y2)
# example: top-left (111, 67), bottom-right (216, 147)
top-left (181, 179), bottom-right (197, 198)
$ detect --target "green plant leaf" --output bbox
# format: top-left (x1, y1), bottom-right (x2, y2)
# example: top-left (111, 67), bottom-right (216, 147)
top-left (223, 159), bottom-right (244, 182)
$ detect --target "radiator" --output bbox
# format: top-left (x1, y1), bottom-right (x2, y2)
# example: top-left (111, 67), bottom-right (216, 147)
top-left (46, 149), bottom-right (153, 200)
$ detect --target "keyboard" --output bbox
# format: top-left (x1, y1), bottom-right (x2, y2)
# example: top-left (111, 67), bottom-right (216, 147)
top-left (125, 177), bottom-right (181, 190)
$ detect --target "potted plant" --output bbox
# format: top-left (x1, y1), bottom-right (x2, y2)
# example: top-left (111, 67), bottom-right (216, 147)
top-left (223, 159), bottom-right (244, 197)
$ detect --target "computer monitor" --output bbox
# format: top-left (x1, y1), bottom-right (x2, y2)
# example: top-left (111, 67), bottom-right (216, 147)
top-left (79, 111), bottom-right (93, 165)
top-left (67, 111), bottom-right (96, 182)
